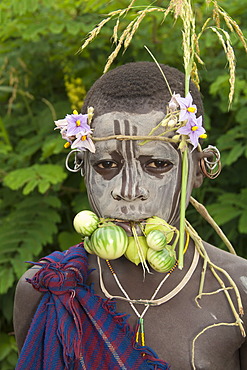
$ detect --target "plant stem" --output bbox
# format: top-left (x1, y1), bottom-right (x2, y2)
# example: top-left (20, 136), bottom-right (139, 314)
top-left (178, 146), bottom-right (188, 269)
top-left (189, 196), bottom-right (236, 255)
top-left (92, 134), bottom-right (178, 143)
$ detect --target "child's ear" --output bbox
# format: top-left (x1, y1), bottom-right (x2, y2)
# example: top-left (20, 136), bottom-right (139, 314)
top-left (193, 151), bottom-right (205, 189)
top-left (193, 164), bottom-right (204, 188)
top-left (194, 146), bottom-right (222, 185)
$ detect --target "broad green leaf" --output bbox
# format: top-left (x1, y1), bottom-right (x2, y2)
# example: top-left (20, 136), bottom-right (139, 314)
top-left (4, 165), bottom-right (67, 194)
top-left (26, 0), bottom-right (39, 13)
top-left (2, 351), bottom-right (18, 369)
top-left (11, 255), bottom-right (29, 277)
top-left (217, 192), bottom-right (246, 209)
top-left (38, 180), bottom-right (50, 194)
top-left (3, 168), bottom-right (34, 190)
top-left (0, 333), bottom-right (11, 361)
top-left (1, 291), bottom-right (15, 323)
top-left (58, 231), bottom-right (82, 251)
top-left (236, 106), bottom-right (247, 125)
top-left (224, 144), bottom-right (244, 166)
top-left (41, 136), bottom-right (64, 159)
top-left (239, 211), bottom-right (247, 234)
top-left (66, 21), bottom-right (81, 36)
top-left (0, 268), bottom-right (14, 294)
top-left (207, 205), bottom-right (242, 225)
top-left (49, 22), bottom-right (64, 34)
top-left (23, 178), bottom-right (39, 195)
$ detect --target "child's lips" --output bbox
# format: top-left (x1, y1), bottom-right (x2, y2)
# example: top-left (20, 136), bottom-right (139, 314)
top-left (114, 220), bottom-right (145, 236)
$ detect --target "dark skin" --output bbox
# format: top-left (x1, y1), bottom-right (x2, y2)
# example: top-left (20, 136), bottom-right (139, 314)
top-left (14, 240), bottom-right (247, 369)
top-left (14, 111), bottom-right (247, 369)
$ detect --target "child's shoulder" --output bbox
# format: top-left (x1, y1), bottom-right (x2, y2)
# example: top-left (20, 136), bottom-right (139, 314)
top-left (204, 242), bottom-right (247, 271)
top-left (203, 242), bottom-right (247, 305)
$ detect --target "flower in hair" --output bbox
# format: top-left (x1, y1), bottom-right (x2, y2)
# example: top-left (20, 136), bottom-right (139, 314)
top-left (66, 112), bottom-right (89, 136)
top-left (54, 109), bottom-right (95, 153)
top-left (175, 92), bottom-right (197, 122)
top-left (168, 93), bottom-right (181, 112)
top-left (71, 130), bottom-right (95, 152)
top-left (177, 115), bottom-right (206, 150)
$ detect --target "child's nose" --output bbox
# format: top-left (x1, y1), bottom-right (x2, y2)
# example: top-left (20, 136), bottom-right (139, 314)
top-left (111, 184), bottom-right (149, 201)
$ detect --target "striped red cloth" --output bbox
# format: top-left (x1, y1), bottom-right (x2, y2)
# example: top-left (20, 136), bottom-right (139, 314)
top-left (16, 244), bottom-right (170, 369)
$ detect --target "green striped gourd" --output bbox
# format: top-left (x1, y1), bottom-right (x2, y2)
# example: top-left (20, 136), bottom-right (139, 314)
top-left (146, 230), bottom-right (167, 251)
top-left (83, 236), bottom-right (94, 254)
top-left (73, 210), bottom-right (99, 237)
top-left (90, 224), bottom-right (128, 260)
top-left (147, 245), bottom-right (176, 272)
top-left (145, 216), bottom-right (174, 243)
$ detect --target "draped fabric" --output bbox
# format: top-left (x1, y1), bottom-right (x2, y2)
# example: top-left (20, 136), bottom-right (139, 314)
top-left (16, 244), bottom-right (170, 369)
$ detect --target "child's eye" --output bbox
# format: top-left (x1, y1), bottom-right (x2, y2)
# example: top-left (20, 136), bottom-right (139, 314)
top-left (96, 161), bottom-right (118, 169)
top-left (145, 160), bottom-right (173, 172)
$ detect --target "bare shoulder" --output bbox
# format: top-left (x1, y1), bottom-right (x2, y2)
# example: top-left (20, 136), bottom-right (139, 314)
top-left (14, 265), bottom-right (44, 352)
top-left (204, 242), bottom-right (247, 312)
top-left (204, 242), bottom-right (247, 279)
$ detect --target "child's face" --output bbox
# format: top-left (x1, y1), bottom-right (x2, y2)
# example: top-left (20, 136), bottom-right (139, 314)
top-left (84, 111), bottom-right (197, 225)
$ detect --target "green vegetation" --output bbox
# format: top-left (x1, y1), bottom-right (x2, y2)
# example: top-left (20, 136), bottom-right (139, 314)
top-left (0, 1), bottom-right (246, 367)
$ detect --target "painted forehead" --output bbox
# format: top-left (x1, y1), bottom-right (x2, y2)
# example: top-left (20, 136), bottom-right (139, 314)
top-left (91, 111), bottom-right (179, 159)
top-left (92, 111), bottom-right (165, 135)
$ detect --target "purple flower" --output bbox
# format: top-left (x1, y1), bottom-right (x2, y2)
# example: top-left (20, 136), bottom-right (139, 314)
top-left (54, 110), bottom-right (95, 153)
top-left (177, 115), bottom-right (206, 150)
top-left (54, 118), bottom-right (67, 132)
top-left (175, 92), bottom-right (197, 122)
top-left (71, 130), bottom-right (95, 153)
top-left (66, 112), bottom-right (90, 136)
top-left (54, 118), bottom-right (72, 145)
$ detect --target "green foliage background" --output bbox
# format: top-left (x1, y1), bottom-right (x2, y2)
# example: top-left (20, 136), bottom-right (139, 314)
top-left (0, 0), bottom-right (246, 367)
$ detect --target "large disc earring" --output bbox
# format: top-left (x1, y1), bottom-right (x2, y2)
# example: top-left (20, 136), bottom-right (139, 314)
top-left (199, 145), bottom-right (222, 179)
top-left (65, 149), bottom-right (85, 175)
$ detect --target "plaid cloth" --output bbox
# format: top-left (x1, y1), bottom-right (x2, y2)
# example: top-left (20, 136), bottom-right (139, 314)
top-left (16, 244), bottom-right (170, 369)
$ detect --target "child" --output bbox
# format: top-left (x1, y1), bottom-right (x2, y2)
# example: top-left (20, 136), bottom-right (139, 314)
top-left (14, 62), bottom-right (247, 369)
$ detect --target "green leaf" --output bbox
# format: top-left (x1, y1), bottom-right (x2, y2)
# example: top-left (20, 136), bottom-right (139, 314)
top-left (66, 21), bottom-right (81, 36)
top-left (0, 193), bottom-right (62, 283)
top-left (0, 333), bottom-right (11, 361)
top-left (58, 231), bottom-right (82, 251)
top-left (0, 268), bottom-right (14, 294)
top-left (207, 205), bottom-right (242, 225)
top-left (1, 291), bottom-right (14, 323)
top-left (3, 168), bottom-right (34, 191)
top-left (38, 180), bottom-right (50, 194)
top-left (3, 165), bottom-right (67, 194)
top-left (217, 192), bottom-right (246, 209)
top-left (11, 254), bottom-right (29, 277)
top-left (26, 0), bottom-right (39, 13)
top-left (41, 136), bottom-right (64, 160)
top-left (239, 211), bottom-right (247, 234)
top-left (49, 22), bottom-right (64, 34)
top-left (23, 178), bottom-right (39, 195)
top-left (224, 144), bottom-right (244, 166)
top-left (38, 164), bottom-right (67, 185)
top-left (235, 106), bottom-right (247, 125)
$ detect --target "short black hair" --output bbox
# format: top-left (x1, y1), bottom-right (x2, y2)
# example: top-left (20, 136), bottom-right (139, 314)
top-left (82, 61), bottom-right (203, 119)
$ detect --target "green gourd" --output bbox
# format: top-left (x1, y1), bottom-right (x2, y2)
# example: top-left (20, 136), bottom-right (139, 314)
top-left (147, 245), bottom-right (176, 272)
top-left (145, 216), bottom-right (174, 243)
top-left (146, 229), bottom-right (167, 251)
top-left (90, 224), bottom-right (128, 260)
top-left (73, 210), bottom-right (99, 237)
top-left (124, 236), bottom-right (149, 265)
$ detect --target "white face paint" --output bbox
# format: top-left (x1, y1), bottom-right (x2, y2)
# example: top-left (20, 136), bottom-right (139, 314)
top-left (84, 111), bottom-right (196, 224)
